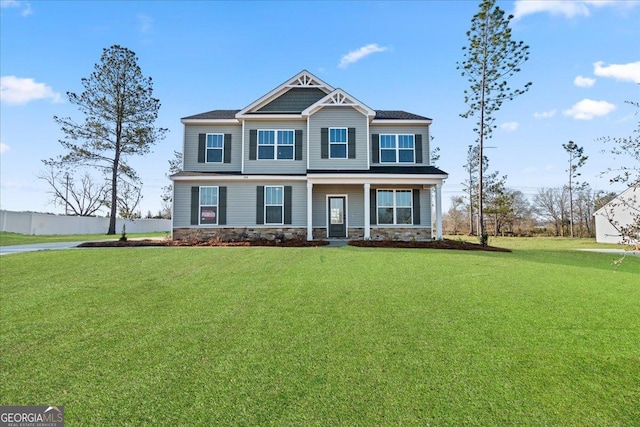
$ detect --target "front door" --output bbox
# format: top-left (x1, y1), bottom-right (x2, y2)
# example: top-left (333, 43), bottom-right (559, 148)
top-left (328, 197), bottom-right (346, 238)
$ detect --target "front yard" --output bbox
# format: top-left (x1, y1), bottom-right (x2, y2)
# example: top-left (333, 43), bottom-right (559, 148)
top-left (1, 242), bottom-right (638, 425)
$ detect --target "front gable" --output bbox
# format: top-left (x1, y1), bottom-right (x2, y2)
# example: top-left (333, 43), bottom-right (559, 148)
top-left (236, 70), bottom-right (334, 118)
top-left (302, 88), bottom-right (376, 119)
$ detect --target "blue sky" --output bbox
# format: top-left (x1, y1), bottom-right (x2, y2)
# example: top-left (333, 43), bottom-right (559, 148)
top-left (1, 0), bottom-right (639, 216)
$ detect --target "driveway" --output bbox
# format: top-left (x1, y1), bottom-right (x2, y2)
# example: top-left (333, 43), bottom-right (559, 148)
top-left (0, 241), bottom-right (86, 255)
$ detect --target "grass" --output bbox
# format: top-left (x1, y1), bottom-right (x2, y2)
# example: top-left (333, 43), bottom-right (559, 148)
top-left (1, 242), bottom-right (638, 425)
top-left (0, 231), bottom-right (168, 246)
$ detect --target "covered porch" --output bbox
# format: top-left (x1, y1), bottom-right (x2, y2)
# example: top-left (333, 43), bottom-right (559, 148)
top-left (305, 172), bottom-right (446, 241)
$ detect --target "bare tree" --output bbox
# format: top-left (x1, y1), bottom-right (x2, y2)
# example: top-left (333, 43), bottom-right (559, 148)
top-left (38, 166), bottom-right (108, 216)
top-left (533, 187), bottom-right (569, 236)
top-left (161, 150), bottom-right (183, 218)
top-left (444, 196), bottom-right (467, 235)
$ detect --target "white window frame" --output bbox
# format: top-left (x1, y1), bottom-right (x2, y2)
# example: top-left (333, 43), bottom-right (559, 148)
top-left (199, 185), bottom-right (219, 225)
top-left (329, 127), bottom-right (348, 159)
top-left (379, 134), bottom-right (415, 164)
top-left (258, 129), bottom-right (295, 160)
top-left (264, 185), bottom-right (284, 225)
top-left (376, 189), bottom-right (413, 225)
top-left (205, 133), bottom-right (224, 163)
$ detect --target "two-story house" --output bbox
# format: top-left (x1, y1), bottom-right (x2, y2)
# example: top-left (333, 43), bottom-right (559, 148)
top-left (171, 70), bottom-right (448, 241)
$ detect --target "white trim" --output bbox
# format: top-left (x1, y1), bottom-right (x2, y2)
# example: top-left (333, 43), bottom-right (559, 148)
top-left (264, 185), bottom-right (285, 225)
top-left (366, 118), bottom-right (370, 168)
top-left (199, 185), bottom-right (219, 226)
top-left (302, 88), bottom-right (376, 118)
top-left (328, 127), bottom-right (348, 159)
top-left (326, 194), bottom-right (349, 238)
top-left (379, 134), bottom-right (416, 164)
top-left (181, 119), bottom-right (240, 125)
top-left (241, 120), bottom-right (245, 174)
top-left (306, 118), bottom-right (310, 171)
top-left (257, 129), bottom-right (296, 161)
top-left (364, 183), bottom-right (371, 239)
top-left (172, 175), bottom-right (307, 182)
top-left (306, 174), bottom-right (447, 185)
top-left (234, 114), bottom-right (304, 120)
top-left (307, 182), bottom-right (313, 240)
top-left (435, 182), bottom-right (443, 240)
top-left (376, 188), bottom-right (413, 226)
top-left (236, 70), bottom-right (334, 117)
top-left (371, 119), bottom-right (432, 125)
top-left (204, 133), bottom-right (224, 164)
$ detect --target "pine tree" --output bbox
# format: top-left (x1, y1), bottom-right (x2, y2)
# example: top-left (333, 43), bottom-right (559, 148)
top-left (47, 45), bottom-right (168, 234)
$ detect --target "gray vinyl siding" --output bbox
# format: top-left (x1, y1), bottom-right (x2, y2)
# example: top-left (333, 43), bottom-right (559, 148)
top-left (369, 124), bottom-right (430, 166)
top-left (244, 120), bottom-right (307, 174)
top-left (183, 124), bottom-right (242, 172)
top-left (309, 107), bottom-right (368, 170)
top-left (257, 88), bottom-right (327, 113)
top-left (173, 180), bottom-right (307, 228)
top-left (312, 185), bottom-right (365, 227)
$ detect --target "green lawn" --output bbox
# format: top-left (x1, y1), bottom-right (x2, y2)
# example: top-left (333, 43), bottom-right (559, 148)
top-left (1, 243), bottom-right (638, 426)
top-left (0, 231), bottom-right (168, 246)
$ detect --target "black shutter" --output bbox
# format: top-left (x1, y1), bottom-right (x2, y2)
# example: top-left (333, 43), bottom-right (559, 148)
top-left (284, 186), bottom-right (292, 225)
top-left (295, 130), bottom-right (303, 161)
top-left (415, 134), bottom-right (423, 164)
top-left (198, 134), bottom-right (206, 163)
top-left (223, 134), bottom-right (232, 163)
top-left (256, 186), bottom-right (264, 224)
top-left (218, 186), bottom-right (227, 225)
top-left (371, 134), bottom-right (379, 164)
top-left (370, 189), bottom-right (377, 225)
top-left (249, 130), bottom-right (257, 160)
top-left (191, 186), bottom-right (199, 225)
top-left (413, 189), bottom-right (421, 225)
top-left (348, 127), bottom-right (356, 159)
top-left (320, 127), bottom-right (329, 159)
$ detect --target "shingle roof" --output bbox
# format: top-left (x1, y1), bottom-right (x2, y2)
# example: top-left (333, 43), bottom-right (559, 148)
top-left (374, 110), bottom-right (431, 120)
top-left (308, 166), bottom-right (447, 175)
top-left (182, 109), bottom-right (430, 121)
top-left (182, 110), bottom-right (240, 120)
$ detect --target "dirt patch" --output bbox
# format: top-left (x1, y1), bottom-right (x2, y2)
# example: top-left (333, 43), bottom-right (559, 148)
top-left (348, 239), bottom-right (511, 252)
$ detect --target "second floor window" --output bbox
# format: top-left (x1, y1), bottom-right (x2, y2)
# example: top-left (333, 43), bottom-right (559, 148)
top-left (380, 134), bottom-right (415, 163)
top-left (258, 130), bottom-right (294, 160)
top-left (329, 128), bottom-right (347, 159)
top-left (206, 134), bottom-right (224, 163)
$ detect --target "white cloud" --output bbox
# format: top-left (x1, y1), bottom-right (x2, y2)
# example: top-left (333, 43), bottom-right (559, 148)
top-left (574, 75), bottom-right (595, 87)
top-left (137, 14), bottom-right (153, 33)
top-left (593, 61), bottom-right (640, 83)
top-left (339, 44), bottom-right (389, 69)
top-left (0, 75), bottom-right (62, 105)
top-left (534, 109), bottom-right (556, 119)
top-left (1, 0), bottom-right (32, 16)
top-left (501, 121), bottom-right (519, 131)
top-left (0, 142), bottom-right (10, 154)
top-left (522, 166), bottom-right (537, 174)
top-left (563, 98), bottom-right (616, 120)
top-left (513, 0), bottom-right (639, 20)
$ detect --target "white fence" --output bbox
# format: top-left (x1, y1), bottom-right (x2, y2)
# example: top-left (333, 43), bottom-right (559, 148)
top-left (0, 210), bottom-right (171, 235)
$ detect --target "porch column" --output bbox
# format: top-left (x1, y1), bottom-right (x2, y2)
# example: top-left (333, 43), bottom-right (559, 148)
top-left (364, 183), bottom-right (371, 239)
top-left (307, 182), bottom-right (313, 241)
top-left (435, 182), bottom-right (443, 240)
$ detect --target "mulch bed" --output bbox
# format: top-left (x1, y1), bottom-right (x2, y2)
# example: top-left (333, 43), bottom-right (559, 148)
top-left (77, 239), bottom-right (329, 248)
top-left (348, 239), bottom-right (511, 252)
top-left (78, 238), bottom-right (510, 251)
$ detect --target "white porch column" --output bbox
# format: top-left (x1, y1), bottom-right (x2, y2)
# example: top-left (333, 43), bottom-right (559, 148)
top-left (364, 183), bottom-right (371, 239)
top-left (307, 182), bottom-right (313, 241)
top-left (435, 182), bottom-right (443, 240)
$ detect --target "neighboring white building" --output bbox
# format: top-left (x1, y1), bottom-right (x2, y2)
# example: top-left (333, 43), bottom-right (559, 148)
top-left (594, 185), bottom-right (639, 244)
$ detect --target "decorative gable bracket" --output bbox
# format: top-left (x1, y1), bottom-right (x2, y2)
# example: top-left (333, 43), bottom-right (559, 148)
top-left (302, 89), bottom-right (376, 118)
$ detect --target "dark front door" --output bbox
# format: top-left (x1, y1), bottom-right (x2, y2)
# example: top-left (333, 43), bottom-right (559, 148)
top-left (328, 197), bottom-right (346, 238)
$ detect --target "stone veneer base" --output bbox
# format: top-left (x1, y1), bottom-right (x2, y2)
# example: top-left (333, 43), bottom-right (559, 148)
top-left (174, 227), bottom-right (433, 242)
